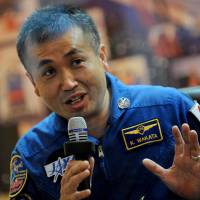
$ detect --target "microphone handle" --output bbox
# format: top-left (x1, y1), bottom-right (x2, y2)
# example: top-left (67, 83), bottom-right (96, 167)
top-left (75, 154), bottom-right (91, 200)
top-left (75, 154), bottom-right (91, 191)
top-left (64, 141), bottom-right (95, 200)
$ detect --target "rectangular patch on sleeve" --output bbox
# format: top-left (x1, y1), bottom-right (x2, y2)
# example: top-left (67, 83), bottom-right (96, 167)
top-left (189, 101), bottom-right (200, 123)
top-left (122, 118), bottom-right (163, 151)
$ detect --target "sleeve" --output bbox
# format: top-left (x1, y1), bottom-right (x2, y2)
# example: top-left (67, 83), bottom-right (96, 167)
top-left (9, 151), bottom-right (54, 200)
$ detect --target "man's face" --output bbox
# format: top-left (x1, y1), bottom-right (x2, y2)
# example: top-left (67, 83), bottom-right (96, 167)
top-left (25, 27), bottom-right (109, 120)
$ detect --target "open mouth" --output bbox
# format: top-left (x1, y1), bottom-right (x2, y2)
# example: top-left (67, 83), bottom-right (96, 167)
top-left (65, 94), bottom-right (86, 105)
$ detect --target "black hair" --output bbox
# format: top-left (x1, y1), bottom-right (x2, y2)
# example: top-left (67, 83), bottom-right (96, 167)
top-left (16, 4), bottom-right (101, 70)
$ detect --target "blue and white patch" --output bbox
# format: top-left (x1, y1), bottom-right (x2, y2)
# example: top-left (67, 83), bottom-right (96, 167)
top-left (9, 155), bottom-right (28, 198)
top-left (122, 118), bottom-right (163, 151)
top-left (189, 101), bottom-right (200, 123)
top-left (44, 156), bottom-right (73, 183)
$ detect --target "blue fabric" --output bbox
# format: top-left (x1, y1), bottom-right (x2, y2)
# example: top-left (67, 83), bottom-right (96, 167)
top-left (10, 73), bottom-right (199, 200)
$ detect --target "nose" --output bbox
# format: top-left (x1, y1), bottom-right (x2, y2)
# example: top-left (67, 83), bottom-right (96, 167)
top-left (60, 69), bottom-right (78, 91)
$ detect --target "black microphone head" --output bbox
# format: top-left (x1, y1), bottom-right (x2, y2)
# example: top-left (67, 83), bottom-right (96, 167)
top-left (68, 117), bottom-right (88, 142)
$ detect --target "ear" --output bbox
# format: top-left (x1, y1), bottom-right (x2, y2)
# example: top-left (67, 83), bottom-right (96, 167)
top-left (26, 72), bottom-right (40, 97)
top-left (99, 44), bottom-right (110, 72)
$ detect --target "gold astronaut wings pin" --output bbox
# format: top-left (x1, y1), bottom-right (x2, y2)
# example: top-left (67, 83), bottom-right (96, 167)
top-left (122, 119), bottom-right (163, 151)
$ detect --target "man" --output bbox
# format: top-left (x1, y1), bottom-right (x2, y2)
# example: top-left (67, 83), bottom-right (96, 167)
top-left (9, 4), bottom-right (200, 200)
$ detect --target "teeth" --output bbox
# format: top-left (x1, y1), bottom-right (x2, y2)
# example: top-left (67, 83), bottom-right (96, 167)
top-left (70, 97), bottom-right (81, 104)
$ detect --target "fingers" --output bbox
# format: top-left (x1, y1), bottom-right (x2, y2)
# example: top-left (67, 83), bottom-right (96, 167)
top-left (142, 158), bottom-right (166, 178)
top-left (172, 125), bottom-right (184, 155)
top-left (71, 190), bottom-right (91, 200)
top-left (172, 123), bottom-right (200, 159)
top-left (62, 160), bottom-right (90, 189)
top-left (181, 124), bottom-right (191, 157)
top-left (66, 160), bottom-right (91, 182)
top-left (60, 159), bottom-right (93, 200)
top-left (69, 168), bottom-right (90, 191)
top-left (190, 130), bottom-right (200, 157)
top-left (60, 189), bottom-right (91, 200)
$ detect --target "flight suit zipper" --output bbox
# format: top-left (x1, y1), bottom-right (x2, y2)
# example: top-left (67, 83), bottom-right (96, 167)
top-left (98, 145), bottom-right (104, 158)
top-left (97, 144), bottom-right (107, 178)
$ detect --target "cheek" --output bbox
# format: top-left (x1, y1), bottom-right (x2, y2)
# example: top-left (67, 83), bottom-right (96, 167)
top-left (36, 81), bottom-right (59, 99)
top-left (89, 66), bottom-right (105, 83)
top-left (89, 73), bottom-right (107, 97)
top-left (42, 89), bottom-right (55, 99)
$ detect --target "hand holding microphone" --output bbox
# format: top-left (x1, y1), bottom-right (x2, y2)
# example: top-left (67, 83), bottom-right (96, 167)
top-left (60, 117), bottom-right (95, 200)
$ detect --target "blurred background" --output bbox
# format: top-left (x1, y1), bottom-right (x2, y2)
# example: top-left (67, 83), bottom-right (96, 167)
top-left (0, 0), bottom-right (200, 198)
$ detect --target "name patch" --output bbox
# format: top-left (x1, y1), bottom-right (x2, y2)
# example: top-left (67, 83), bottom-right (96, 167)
top-left (9, 155), bottom-right (28, 198)
top-left (122, 119), bottom-right (163, 151)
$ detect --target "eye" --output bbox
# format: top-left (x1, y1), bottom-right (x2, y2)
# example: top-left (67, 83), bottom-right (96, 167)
top-left (71, 58), bottom-right (84, 67)
top-left (42, 67), bottom-right (56, 78)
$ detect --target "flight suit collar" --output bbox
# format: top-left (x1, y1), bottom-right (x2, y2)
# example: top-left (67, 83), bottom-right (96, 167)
top-left (106, 72), bottom-right (131, 126)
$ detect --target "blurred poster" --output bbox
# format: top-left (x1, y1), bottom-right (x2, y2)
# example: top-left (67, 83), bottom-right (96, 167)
top-left (109, 55), bottom-right (150, 85)
top-left (0, 0), bottom-right (38, 43)
top-left (170, 55), bottom-right (200, 88)
top-left (146, 0), bottom-right (200, 58)
top-left (0, 0), bottom-right (42, 122)
top-left (0, 45), bottom-right (46, 122)
top-left (86, 7), bottom-right (110, 58)
top-left (6, 72), bottom-right (26, 110)
top-left (110, 0), bottom-right (200, 58)
top-left (148, 23), bottom-right (183, 58)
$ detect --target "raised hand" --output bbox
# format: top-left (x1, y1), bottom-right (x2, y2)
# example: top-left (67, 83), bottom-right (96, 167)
top-left (143, 123), bottom-right (200, 200)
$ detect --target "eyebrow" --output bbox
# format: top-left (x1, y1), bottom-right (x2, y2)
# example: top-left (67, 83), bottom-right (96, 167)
top-left (37, 48), bottom-right (83, 69)
top-left (38, 59), bottom-right (53, 69)
top-left (63, 48), bottom-right (83, 58)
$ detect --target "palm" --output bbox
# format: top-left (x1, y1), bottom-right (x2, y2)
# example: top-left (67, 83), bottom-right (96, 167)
top-left (143, 124), bottom-right (200, 200)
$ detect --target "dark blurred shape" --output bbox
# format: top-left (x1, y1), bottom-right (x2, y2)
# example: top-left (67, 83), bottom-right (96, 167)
top-left (179, 86), bottom-right (200, 103)
top-left (0, 123), bottom-right (18, 192)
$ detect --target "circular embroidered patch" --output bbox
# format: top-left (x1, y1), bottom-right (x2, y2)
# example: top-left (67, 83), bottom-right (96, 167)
top-left (9, 155), bottom-right (28, 198)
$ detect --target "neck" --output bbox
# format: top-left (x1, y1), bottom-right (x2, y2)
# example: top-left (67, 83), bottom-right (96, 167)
top-left (87, 89), bottom-right (110, 138)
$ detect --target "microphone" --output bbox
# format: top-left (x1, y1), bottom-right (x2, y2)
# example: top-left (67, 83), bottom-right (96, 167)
top-left (64, 117), bottom-right (95, 193)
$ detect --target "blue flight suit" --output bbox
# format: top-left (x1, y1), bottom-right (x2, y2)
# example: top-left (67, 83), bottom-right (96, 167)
top-left (9, 73), bottom-right (200, 200)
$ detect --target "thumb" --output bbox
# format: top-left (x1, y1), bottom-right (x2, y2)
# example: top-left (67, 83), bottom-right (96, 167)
top-left (143, 158), bottom-right (166, 178)
top-left (89, 156), bottom-right (95, 172)
top-left (89, 156), bottom-right (95, 186)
